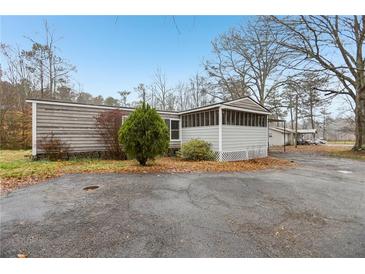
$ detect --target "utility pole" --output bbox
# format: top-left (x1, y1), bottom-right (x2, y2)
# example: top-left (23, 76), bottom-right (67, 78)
top-left (295, 93), bottom-right (298, 148)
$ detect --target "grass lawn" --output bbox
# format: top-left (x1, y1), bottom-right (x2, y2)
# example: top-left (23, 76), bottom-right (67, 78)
top-left (0, 150), bottom-right (292, 193)
top-left (270, 145), bottom-right (365, 161)
top-left (326, 150), bottom-right (365, 161)
top-left (327, 140), bottom-right (355, 145)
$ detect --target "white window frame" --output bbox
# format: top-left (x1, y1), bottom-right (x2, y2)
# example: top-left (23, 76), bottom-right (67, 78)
top-left (169, 118), bottom-right (181, 141)
top-left (121, 115), bottom-right (129, 124)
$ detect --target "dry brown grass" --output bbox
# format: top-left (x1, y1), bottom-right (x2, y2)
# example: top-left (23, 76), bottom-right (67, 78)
top-left (270, 145), bottom-right (349, 153)
top-left (0, 150), bottom-right (293, 193)
top-left (270, 145), bottom-right (365, 161)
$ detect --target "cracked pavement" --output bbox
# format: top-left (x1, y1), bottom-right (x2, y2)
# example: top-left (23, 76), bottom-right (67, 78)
top-left (1, 153), bottom-right (364, 257)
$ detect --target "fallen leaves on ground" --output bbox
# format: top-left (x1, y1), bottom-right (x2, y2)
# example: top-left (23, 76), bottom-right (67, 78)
top-left (17, 252), bottom-right (28, 258)
top-left (104, 157), bottom-right (294, 176)
top-left (0, 151), bottom-right (294, 194)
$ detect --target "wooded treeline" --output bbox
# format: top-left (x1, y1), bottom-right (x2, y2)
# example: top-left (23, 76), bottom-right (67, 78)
top-left (1, 16), bottom-right (364, 149)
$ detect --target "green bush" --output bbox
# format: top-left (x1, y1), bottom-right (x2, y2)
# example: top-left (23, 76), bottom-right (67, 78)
top-left (118, 103), bottom-right (170, 165)
top-left (179, 139), bottom-right (215, 161)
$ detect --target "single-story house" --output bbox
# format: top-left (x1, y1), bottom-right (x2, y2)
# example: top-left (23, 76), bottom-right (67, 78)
top-left (269, 127), bottom-right (318, 146)
top-left (269, 127), bottom-right (294, 146)
top-left (26, 96), bottom-right (271, 161)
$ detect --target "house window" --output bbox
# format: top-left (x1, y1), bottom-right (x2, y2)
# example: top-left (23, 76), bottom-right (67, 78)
top-left (210, 111), bottom-right (215, 126)
top-left (240, 112), bottom-right (244, 126)
top-left (181, 109), bottom-right (266, 128)
top-left (165, 119), bottom-right (180, 140)
top-left (205, 111), bottom-right (209, 126)
top-left (171, 120), bottom-right (180, 140)
top-left (227, 110), bottom-right (232, 125)
top-left (236, 112), bottom-right (240, 126)
top-left (222, 109), bottom-right (226, 125)
top-left (181, 108), bottom-right (220, 128)
top-left (122, 115), bottom-right (128, 124)
top-left (218, 110), bottom-right (267, 127)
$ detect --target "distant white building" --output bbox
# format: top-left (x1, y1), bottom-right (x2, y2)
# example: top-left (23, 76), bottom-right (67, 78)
top-left (269, 127), bottom-right (294, 146)
top-left (269, 127), bottom-right (317, 146)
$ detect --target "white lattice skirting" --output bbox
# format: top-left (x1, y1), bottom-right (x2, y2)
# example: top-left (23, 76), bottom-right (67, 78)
top-left (214, 146), bottom-right (268, 161)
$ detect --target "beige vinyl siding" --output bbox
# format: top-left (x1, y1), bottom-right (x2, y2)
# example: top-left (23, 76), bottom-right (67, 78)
top-left (36, 102), bottom-right (180, 154)
top-left (181, 126), bottom-right (219, 151)
top-left (222, 125), bottom-right (268, 151)
top-left (37, 104), bottom-right (108, 153)
top-left (225, 98), bottom-right (267, 113)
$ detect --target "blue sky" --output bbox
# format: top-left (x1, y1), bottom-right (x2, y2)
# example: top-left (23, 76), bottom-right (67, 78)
top-left (1, 16), bottom-right (248, 100)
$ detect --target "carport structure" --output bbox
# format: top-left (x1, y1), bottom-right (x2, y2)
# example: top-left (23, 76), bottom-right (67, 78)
top-left (268, 118), bottom-right (288, 152)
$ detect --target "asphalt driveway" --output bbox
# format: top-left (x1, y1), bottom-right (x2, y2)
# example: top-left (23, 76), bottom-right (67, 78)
top-left (1, 153), bottom-right (364, 257)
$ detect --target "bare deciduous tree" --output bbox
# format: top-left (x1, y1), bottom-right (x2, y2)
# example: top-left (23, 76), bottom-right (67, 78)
top-left (299, 72), bottom-right (330, 129)
top-left (118, 90), bottom-right (130, 107)
top-left (174, 81), bottom-right (189, 111)
top-left (189, 73), bottom-right (210, 108)
top-left (134, 83), bottom-right (147, 104)
top-left (269, 15), bottom-right (365, 150)
top-left (23, 20), bottom-right (76, 99)
top-left (205, 17), bottom-right (291, 106)
top-left (151, 69), bottom-right (172, 110)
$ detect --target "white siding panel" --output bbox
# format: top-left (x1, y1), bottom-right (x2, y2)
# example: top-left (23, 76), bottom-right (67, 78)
top-left (222, 125), bottom-right (268, 151)
top-left (269, 129), bottom-right (292, 146)
top-left (181, 126), bottom-right (219, 151)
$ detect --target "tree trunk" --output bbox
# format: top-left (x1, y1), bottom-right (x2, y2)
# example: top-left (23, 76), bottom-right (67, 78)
top-left (49, 53), bottom-right (53, 98)
top-left (40, 60), bottom-right (44, 98)
top-left (138, 156), bottom-right (148, 166)
top-left (310, 99), bottom-right (315, 129)
top-left (295, 94), bottom-right (298, 148)
top-left (322, 114), bottom-right (326, 139)
top-left (354, 88), bottom-right (365, 150)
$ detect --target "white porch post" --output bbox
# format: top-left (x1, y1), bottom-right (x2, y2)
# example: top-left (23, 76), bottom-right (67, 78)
top-left (179, 116), bottom-right (182, 147)
top-left (218, 106), bottom-right (223, 161)
top-left (32, 102), bottom-right (37, 157)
